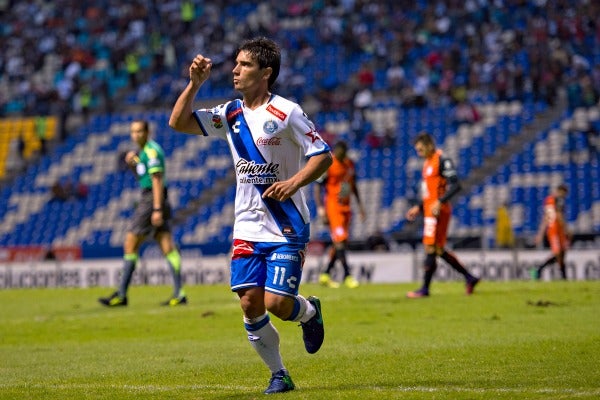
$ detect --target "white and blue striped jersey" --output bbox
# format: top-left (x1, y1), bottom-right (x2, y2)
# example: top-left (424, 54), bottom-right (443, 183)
top-left (193, 94), bottom-right (331, 243)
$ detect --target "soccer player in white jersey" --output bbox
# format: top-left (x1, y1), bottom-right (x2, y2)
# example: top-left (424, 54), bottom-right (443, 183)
top-left (169, 37), bottom-right (332, 394)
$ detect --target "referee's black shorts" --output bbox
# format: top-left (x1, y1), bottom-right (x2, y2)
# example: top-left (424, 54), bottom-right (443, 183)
top-left (128, 188), bottom-right (172, 236)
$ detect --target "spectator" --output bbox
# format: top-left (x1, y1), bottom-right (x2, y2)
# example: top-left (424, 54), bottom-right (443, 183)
top-left (352, 85), bottom-right (373, 123)
top-left (125, 51), bottom-right (140, 89)
top-left (453, 99), bottom-right (481, 127)
top-left (34, 116), bottom-right (47, 156)
top-left (1, 0), bottom-right (599, 131)
top-left (50, 180), bottom-right (69, 202)
top-left (62, 178), bottom-right (74, 199)
top-left (17, 132), bottom-right (25, 161)
top-left (75, 180), bottom-right (89, 200)
top-left (381, 128), bottom-right (397, 148)
top-left (495, 202), bottom-right (514, 248)
top-left (356, 61), bottom-right (375, 88)
top-left (365, 130), bottom-right (383, 149)
top-left (386, 61), bottom-right (406, 96)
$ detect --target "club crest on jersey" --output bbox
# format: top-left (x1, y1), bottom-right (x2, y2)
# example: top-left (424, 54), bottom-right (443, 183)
top-left (212, 115), bottom-right (223, 129)
top-left (263, 120), bottom-right (278, 135)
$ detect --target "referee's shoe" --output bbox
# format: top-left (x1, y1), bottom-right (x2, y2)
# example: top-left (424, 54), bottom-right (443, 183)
top-left (161, 294), bottom-right (188, 306)
top-left (98, 292), bottom-right (128, 307)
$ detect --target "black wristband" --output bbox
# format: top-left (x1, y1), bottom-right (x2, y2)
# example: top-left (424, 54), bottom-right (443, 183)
top-left (152, 208), bottom-right (162, 212)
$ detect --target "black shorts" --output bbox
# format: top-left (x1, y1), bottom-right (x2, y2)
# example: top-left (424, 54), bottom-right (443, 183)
top-left (128, 189), bottom-right (172, 236)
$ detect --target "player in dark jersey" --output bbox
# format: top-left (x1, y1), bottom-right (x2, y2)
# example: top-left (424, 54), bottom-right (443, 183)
top-left (98, 120), bottom-right (186, 307)
top-left (405, 132), bottom-right (480, 298)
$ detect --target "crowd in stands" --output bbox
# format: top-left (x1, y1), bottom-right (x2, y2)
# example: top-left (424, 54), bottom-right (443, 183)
top-left (1, 0), bottom-right (600, 251)
top-left (1, 0), bottom-right (599, 142)
top-left (50, 177), bottom-right (88, 202)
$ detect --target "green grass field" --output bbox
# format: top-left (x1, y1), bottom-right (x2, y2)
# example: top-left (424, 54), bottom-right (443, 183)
top-left (1, 280), bottom-right (599, 400)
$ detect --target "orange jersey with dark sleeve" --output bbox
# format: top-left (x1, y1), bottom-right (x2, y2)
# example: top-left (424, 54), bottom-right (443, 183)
top-left (418, 149), bottom-right (460, 247)
top-left (543, 194), bottom-right (568, 253)
top-left (543, 195), bottom-right (566, 233)
top-left (421, 149), bottom-right (449, 209)
top-left (323, 157), bottom-right (356, 213)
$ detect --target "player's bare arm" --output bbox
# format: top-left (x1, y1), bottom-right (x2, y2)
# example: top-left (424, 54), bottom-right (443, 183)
top-left (263, 152), bottom-right (332, 202)
top-left (314, 184), bottom-right (327, 220)
top-left (352, 183), bottom-right (366, 221)
top-left (431, 200), bottom-right (442, 217)
top-left (535, 216), bottom-right (547, 244)
top-left (406, 205), bottom-right (421, 221)
top-left (151, 172), bottom-right (164, 227)
top-left (169, 54), bottom-right (212, 134)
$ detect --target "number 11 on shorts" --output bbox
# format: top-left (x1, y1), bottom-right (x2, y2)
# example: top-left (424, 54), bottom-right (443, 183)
top-left (273, 266), bottom-right (286, 286)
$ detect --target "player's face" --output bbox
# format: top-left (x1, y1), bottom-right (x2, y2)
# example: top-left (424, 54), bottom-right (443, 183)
top-left (333, 146), bottom-right (346, 160)
top-left (130, 122), bottom-right (148, 147)
top-left (232, 50), bottom-right (271, 93)
top-left (557, 188), bottom-right (568, 199)
top-left (414, 141), bottom-right (434, 158)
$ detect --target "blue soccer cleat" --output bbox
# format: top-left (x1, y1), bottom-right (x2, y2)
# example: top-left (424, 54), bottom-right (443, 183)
top-left (264, 369), bottom-right (295, 394)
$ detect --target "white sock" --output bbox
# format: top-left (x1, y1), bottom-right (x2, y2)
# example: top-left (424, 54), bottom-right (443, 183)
top-left (245, 314), bottom-right (285, 373)
top-left (293, 295), bottom-right (316, 323)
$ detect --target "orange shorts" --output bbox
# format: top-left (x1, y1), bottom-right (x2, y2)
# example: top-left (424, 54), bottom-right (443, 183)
top-left (547, 227), bottom-right (568, 254)
top-left (326, 205), bottom-right (351, 243)
top-left (422, 205), bottom-right (450, 247)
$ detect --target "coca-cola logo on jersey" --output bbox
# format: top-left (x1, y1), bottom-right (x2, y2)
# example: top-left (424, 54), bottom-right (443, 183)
top-left (256, 137), bottom-right (282, 146)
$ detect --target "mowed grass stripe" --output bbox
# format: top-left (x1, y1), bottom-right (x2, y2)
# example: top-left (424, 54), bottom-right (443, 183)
top-left (1, 382), bottom-right (599, 393)
top-left (1, 280), bottom-right (599, 399)
top-left (1, 383), bottom-right (599, 398)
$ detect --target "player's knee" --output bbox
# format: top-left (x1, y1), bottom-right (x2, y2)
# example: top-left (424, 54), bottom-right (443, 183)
top-left (424, 245), bottom-right (436, 255)
top-left (334, 241), bottom-right (346, 251)
top-left (237, 288), bottom-right (266, 318)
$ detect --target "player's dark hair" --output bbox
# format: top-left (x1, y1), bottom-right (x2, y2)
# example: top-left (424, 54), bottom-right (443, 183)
top-left (413, 131), bottom-right (435, 147)
top-left (236, 37), bottom-right (280, 89)
top-left (334, 141), bottom-right (348, 152)
top-left (132, 120), bottom-right (150, 133)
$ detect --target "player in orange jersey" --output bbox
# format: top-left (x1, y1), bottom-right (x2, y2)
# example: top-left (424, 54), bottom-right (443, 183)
top-left (405, 132), bottom-right (479, 298)
top-left (314, 141), bottom-right (365, 288)
top-left (532, 184), bottom-right (570, 280)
